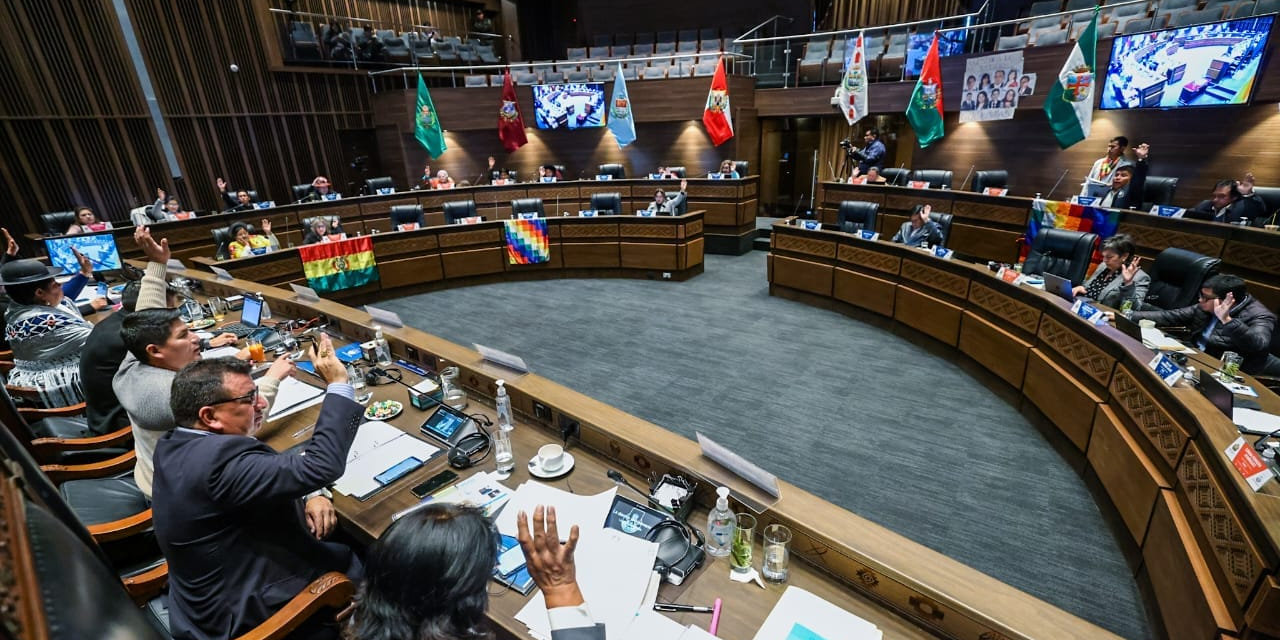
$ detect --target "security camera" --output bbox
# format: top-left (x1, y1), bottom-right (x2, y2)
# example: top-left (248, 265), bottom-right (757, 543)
top-left (230, 64), bottom-right (240, 72)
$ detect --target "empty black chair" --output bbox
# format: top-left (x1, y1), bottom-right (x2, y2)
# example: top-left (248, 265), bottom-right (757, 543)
top-left (1023, 228), bottom-right (1098, 285)
top-left (365, 176), bottom-right (396, 193)
top-left (42, 211), bottom-right (78, 236)
top-left (211, 226), bottom-right (233, 260)
top-left (733, 160), bottom-right (749, 176)
top-left (291, 183), bottom-right (314, 202)
top-left (1142, 247), bottom-right (1221, 311)
top-left (244, 189), bottom-right (261, 202)
top-left (837, 201), bottom-right (879, 234)
top-left (590, 192), bottom-right (623, 214)
top-left (666, 166), bottom-right (687, 178)
top-left (971, 170), bottom-right (1009, 193)
top-left (879, 167), bottom-right (911, 186)
top-left (1142, 176), bottom-right (1179, 208)
top-left (929, 211), bottom-right (954, 248)
top-left (511, 198), bottom-right (545, 218)
top-left (390, 204), bottom-right (425, 229)
top-left (598, 163), bottom-right (626, 179)
top-left (443, 200), bottom-right (478, 224)
top-left (1249, 186), bottom-right (1280, 225)
top-left (912, 169), bottom-right (953, 189)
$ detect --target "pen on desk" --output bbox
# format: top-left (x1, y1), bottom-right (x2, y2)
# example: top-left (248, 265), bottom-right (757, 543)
top-left (653, 603), bottom-right (714, 613)
top-left (291, 423), bottom-right (316, 438)
top-left (709, 598), bottom-right (722, 635)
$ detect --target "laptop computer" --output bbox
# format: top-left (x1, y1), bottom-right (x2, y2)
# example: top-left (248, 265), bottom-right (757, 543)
top-left (1198, 372), bottom-right (1234, 419)
top-left (1113, 314), bottom-right (1143, 342)
top-left (1042, 272), bottom-right (1076, 303)
top-left (219, 295), bottom-right (264, 338)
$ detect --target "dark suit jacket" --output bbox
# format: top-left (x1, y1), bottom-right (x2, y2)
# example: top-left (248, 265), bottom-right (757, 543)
top-left (1131, 295), bottom-right (1277, 374)
top-left (152, 392), bottom-right (364, 640)
top-left (79, 310), bottom-right (130, 435)
top-left (1100, 157), bottom-right (1148, 211)
top-left (1185, 195), bottom-right (1263, 225)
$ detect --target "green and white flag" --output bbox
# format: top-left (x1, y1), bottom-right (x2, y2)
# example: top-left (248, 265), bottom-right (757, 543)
top-left (1043, 7), bottom-right (1099, 149)
top-left (414, 73), bottom-right (447, 158)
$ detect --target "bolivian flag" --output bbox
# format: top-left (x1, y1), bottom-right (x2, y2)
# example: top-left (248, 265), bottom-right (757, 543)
top-left (298, 236), bottom-right (379, 293)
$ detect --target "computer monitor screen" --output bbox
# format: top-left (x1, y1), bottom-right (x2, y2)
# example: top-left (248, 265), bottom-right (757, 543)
top-left (532, 83), bottom-right (606, 130)
top-left (44, 232), bottom-right (122, 274)
top-left (1198, 371), bottom-right (1234, 418)
top-left (1042, 272), bottom-right (1076, 303)
top-left (1100, 15), bottom-right (1273, 110)
top-left (239, 295), bottom-right (263, 328)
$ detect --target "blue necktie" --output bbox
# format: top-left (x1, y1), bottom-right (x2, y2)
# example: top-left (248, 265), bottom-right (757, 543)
top-left (1197, 317), bottom-right (1218, 351)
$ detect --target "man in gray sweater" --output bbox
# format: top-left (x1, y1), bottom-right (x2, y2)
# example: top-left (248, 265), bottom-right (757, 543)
top-left (114, 228), bottom-right (312, 518)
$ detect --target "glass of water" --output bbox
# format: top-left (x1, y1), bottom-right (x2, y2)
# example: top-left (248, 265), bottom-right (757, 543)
top-left (181, 299), bottom-right (204, 323)
top-left (762, 523), bottom-right (792, 583)
top-left (1219, 351), bottom-right (1243, 381)
top-left (731, 513), bottom-right (756, 573)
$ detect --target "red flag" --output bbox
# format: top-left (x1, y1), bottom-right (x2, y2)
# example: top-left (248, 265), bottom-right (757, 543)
top-left (702, 57), bottom-right (733, 146)
top-left (498, 70), bottom-right (527, 152)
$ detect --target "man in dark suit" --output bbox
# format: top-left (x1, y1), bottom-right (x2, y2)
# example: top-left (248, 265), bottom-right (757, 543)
top-left (1097, 142), bottom-right (1149, 210)
top-left (1185, 179), bottom-right (1266, 224)
top-left (1130, 274), bottom-right (1276, 375)
top-left (152, 334), bottom-right (361, 640)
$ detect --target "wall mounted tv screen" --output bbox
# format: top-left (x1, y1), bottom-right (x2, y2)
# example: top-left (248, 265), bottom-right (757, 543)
top-left (532, 83), bottom-right (606, 130)
top-left (1100, 15), bottom-right (1273, 110)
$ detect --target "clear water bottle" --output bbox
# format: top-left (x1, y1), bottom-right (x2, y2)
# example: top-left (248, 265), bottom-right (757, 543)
top-left (256, 292), bottom-right (272, 320)
top-left (1120, 298), bottom-right (1135, 318)
top-left (706, 486), bottom-right (735, 558)
top-left (373, 328), bottom-right (392, 367)
top-left (493, 425), bottom-right (514, 474)
top-left (495, 379), bottom-right (513, 429)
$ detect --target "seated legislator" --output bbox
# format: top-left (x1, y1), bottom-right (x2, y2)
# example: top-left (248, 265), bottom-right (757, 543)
top-left (79, 280), bottom-right (156, 436)
top-left (65, 206), bottom-right (110, 235)
top-left (1096, 143), bottom-right (1149, 210)
top-left (1185, 179), bottom-right (1266, 225)
top-left (1070, 234), bottom-right (1151, 310)
top-left (152, 340), bottom-right (359, 640)
top-left (849, 166), bottom-right (887, 184)
top-left (301, 176), bottom-right (340, 202)
top-left (215, 177), bottom-right (258, 212)
top-left (302, 217), bottom-right (341, 245)
top-left (1081, 136), bottom-right (1130, 197)
top-left (853, 128), bottom-right (886, 174)
top-left (647, 179), bottom-right (688, 214)
top-left (227, 219), bottom-right (280, 259)
top-left (1, 252), bottom-right (106, 407)
top-left (538, 164), bottom-right (562, 182)
top-left (115, 227), bottom-right (269, 498)
top-left (891, 204), bottom-right (944, 247)
top-left (349, 504), bottom-right (602, 640)
top-left (1130, 274), bottom-right (1277, 375)
top-left (428, 166), bottom-right (455, 189)
top-left (717, 159), bottom-right (741, 179)
top-left (654, 166), bottom-right (680, 179)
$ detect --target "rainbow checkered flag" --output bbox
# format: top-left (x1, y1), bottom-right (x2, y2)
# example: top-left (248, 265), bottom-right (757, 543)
top-left (504, 218), bottom-right (550, 264)
top-left (1025, 199), bottom-right (1119, 270)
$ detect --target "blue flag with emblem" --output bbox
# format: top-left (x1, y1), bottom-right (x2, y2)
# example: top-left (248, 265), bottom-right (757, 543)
top-left (607, 63), bottom-right (635, 147)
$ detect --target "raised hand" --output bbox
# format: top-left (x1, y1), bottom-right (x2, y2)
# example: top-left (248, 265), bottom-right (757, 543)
top-left (156, 187), bottom-right (166, 201)
top-left (260, 219), bottom-right (272, 234)
top-left (308, 333), bottom-right (348, 385)
top-left (516, 505), bottom-right (585, 609)
top-left (216, 177), bottom-right (228, 191)
top-left (2, 228), bottom-right (17, 256)
top-left (1121, 257), bottom-right (1141, 284)
top-left (134, 226), bottom-right (171, 264)
top-left (679, 178), bottom-right (688, 192)
top-left (1134, 143), bottom-right (1149, 160)
top-left (1213, 292), bottom-right (1235, 324)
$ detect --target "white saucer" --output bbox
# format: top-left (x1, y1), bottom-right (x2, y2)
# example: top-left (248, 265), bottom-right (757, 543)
top-left (528, 452), bottom-right (575, 478)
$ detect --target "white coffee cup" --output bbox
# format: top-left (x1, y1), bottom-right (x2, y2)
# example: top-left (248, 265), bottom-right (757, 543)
top-left (1138, 319), bottom-right (1156, 329)
top-left (537, 444), bottom-right (564, 472)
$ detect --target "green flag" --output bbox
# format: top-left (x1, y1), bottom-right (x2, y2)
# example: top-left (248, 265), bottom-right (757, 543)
top-left (414, 73), bottom-right (446, 158)
top-left (1043, 7), bottom-right (1099, 149)
top-left (905, 34), bottom-right (944, 148)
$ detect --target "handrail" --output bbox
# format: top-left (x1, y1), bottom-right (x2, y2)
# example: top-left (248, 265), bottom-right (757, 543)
top-left (965, 0), bottom-right (1145, 32)
top-left (366, 50), bottom-right (751, 76)
top-left (268, 7), bottom-right (375, 24)
top-left (734, 7), bottom-right (985, 44)
top-left (739, 15), bottom-right (796, 40)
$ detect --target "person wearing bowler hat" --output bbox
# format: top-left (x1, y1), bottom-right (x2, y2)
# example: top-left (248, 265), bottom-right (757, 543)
top-left (1, 250), bottom-right (105, 407)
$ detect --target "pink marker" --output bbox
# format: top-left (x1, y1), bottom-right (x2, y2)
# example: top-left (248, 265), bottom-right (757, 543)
top-left (709, 598), bottom-right (723, 635)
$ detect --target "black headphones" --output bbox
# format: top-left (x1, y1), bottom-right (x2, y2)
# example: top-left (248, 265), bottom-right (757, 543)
top-left (364, 367), bottom-right (402, 386)
top-left (648, 519), bottom-right (706, 583)
top-left (447, 414), bottom-right (494, 469)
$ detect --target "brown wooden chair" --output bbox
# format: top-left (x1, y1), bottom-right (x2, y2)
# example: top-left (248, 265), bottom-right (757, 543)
top-left (2, 383), bottom-right (132, 465)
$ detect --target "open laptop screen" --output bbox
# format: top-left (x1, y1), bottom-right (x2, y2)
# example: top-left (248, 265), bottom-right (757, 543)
top-left (239, 295), bottom-right (263, 328)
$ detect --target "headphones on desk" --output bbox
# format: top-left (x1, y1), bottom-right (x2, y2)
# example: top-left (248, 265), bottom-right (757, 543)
top-left (447, 414), bottom-right (494, 470)
top-left (648, 519), bottom-right (706, 585)
top-left (364, 367), bottom-right (403, 386)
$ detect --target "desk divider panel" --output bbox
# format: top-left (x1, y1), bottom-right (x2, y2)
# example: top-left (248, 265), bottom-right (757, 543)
top-left (957, 312), bottom-right (1031, 388)
top-left (1087, 404), bottom-right (1169, 546)
top-left (1143, 489), bottom-right (1239, 638)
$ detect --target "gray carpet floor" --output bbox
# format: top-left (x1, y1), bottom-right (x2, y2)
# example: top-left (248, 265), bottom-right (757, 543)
top-left (379, 251), bottom-right (1153, 639)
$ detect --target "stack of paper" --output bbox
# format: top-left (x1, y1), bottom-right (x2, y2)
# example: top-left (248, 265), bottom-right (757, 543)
top-left (1141, 328), bottom-right (1194, 354)
top-left (332, 421), bottom-right (440, 499)
top-left (752, 587), bottom-right (882, 640)
top-left (493, 481), bottom-right (617, 541)
top-left (267, 376), bottom-right (326, 421)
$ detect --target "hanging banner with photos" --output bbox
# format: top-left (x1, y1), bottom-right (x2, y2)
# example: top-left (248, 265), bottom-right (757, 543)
top-left (958, 51), bottom-right (1029, 123)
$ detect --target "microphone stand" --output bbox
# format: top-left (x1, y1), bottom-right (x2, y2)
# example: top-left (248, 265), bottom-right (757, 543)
top-left (960, 165), bottom-right (975, 191)
top-left (1045, 169), bottom-right (1070, 201)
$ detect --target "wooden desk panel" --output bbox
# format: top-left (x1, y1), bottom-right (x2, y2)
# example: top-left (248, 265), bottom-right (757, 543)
top-left (1086, 405), bottom-right (1168, 545)
top-left (958, 312), bottom-right (1030, 388)
top-left (379, 254), bottom-right (444, 288)
top-left (1143, 490), bottom-right (1239, 637)
top-left (440, 247), bottom-right (505, 278)
top-left (833, 268), bottom-right (896, 317)
top-left (561, 243), bottom-right (620, 269)
top-left (1024, 349), bottom-right (1102, 452)
top-left (894, 286), bottom-right (962, 346)
top-left (619, 243), bottom-right (678, 270)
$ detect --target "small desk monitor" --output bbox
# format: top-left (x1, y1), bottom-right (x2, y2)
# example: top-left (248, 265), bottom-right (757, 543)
top-left (44, 232), bottom-right (122, 274)
top-left (1198, 371), bottom-right (1234, 418)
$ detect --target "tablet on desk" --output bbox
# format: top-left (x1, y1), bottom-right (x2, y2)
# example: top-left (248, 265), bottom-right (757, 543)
top-left (603, 494), bottom-right (672, 538)
top-left (419, 404), bottom-right (478, 446)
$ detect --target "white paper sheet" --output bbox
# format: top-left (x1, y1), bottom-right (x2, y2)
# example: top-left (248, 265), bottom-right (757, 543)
top-left (1141, 328), bottom-right (1194, 354)
top-left (751, 586), bottom-right (881, 640)
top-left (493, 482), bottom-right (617, 540)
top-left (266, 376), bottom-right (326, 421)
top-left (1235, 407), bottom-right (1280, 435)
top-left (621, 610), bottom-right (685, 640)
top-left (201, 345), bottom-right (241, 359)
top-left (332, 421), bottom-right (440, 499)
top-left (679, 626), bottom-right (721, 640)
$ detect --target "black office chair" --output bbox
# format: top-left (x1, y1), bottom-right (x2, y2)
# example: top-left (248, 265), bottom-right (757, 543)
top-left (389, 204), bottom-right (425, 228)
top-left (733, 160), bottom-right (749, 176)
top-left (365, 176), bottom-right (395, 193)
top-left (879, 167), bottom-right (911, 186)
top-left (1022, 228), bottom-right (1098, 285)
top-left (971, 170), bottom-right (1009, 193)
top-left (929, 211), bottom-right (954, 248)
top-left (1142, 176), bottom-right (1179, 209)
top-left (912, 169), bottom-right (953, 189)
top-left (211, 226), bottom-right (233, 260)
top-left (598, 164), bottom-right (626, 180)
top-left (443, 200), bottom-right (478, 224)
top-left (511, 198), bottom-right (545, 218)
top-left (1142, 247), bottom-right (1220, 311)
top-left (1249, 186), bottom-right (1280, 226)
top-left (42, 211), bottom-right (78, 236)
top-left (837, 201), bottom-right (879, 234)
top-left (291, 183), bottom-right (314, 202)
top-left (590, 192), bottom-right (623, 214)
top-left (666, 166), bottom-right (687, 178)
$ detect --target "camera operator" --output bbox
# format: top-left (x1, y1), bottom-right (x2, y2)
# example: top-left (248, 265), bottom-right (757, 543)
top-left (852, 128), bottom-right (885, 175)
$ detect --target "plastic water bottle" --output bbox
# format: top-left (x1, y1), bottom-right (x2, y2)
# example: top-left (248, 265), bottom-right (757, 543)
top-left (373, 328), bottom-right (392, 367)
top-left (495, 379), bottom-right (513, 429)
top-left (256, 292), bottom-right (272, 320)
top-left (706, 487), bottom-right (735, 558)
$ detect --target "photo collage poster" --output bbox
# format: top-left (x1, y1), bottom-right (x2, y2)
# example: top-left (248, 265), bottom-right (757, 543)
top-left (959, 51), bottom-right (1035, 123)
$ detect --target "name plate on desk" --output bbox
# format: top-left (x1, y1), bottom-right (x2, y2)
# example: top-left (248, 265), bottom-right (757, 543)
top-left (849, 176), bottom-right (868, 185)
top-left (595, 174), bottom-right (612, 180)
top-left (708, 173), bottom-right (725, 180)
top-left (931, 246), bottom-right (954, 259)
top-left (376, 187), bottom-right (395, 195)
top-left (169, 211), bottom-right (197, 220)
top-left (1071, 195), bottom-right (1097, 205)
top-left (540, 176), bottom-right (556, 183)
top-left (255, 201), bottom-right (276, 209)
top-left (908, 180), bottom-right (931, 189)
top-left (397, 223), bottom-right (419, 231)
top-left (648, 173), bottom-right (663, 180)
top-left (1147, 352), bottom-right (1184, 386)
top-left (456, 216), bottom-right (483, 225)
top-left (166, 258), bottom-right (187, 271)
top-left (516, 212), bottom-right (539, 220)
top-left (797, 219), bottom-right (821, 230)
top-left (209, 265), bottom-right (233, 281)
top-left (996, 267), bottom-right (1024, 284)
top-left (579, 210), bottom-right (599, 217)
top-left (1225, 436), bottom-right (1275, 491)
top-left (983, 187), bottom-right (1009, 196)
top-left (697, 432), bottom-right (780, 498)
top-left (1070, 299), bottom-right (1107, 325)
top-left (491, 179), bottom-right (511, 186)
top-left (364, 304), bottom-right (404, 328)
top-left (474, 343), bottom-right (530, 373)
top-left (1149, 205), bottom-right (1186, 218)
top-left (635, 210), bottom-right (655, 217)
top-left (858, 230), bottom-right (880, 241)
top-left (323, 193), bottom-right (341, 201)
top-left (289, 283), bottom-right (320, 302)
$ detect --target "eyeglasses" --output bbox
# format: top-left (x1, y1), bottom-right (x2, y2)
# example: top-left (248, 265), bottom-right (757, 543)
top-left (1198, 293), bottom-right (1219, 302)
top-left (209, 388), bottom-right (259, 406)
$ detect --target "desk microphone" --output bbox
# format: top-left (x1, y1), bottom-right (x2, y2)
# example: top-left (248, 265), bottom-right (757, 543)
top-left (960, 164), bottom-right (975, 191)
top-left (792, 193), bottom-right (807, 218)
top-left (607, 470), bottom-right (668, 509)
top-left (893, 162), bottom-right (907, 185)
top-left (1045, 169), bottom-right (1070, 201)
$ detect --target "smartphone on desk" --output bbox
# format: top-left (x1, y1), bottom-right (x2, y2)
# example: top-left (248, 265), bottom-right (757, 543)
top-left (374, 456), bottom-right (423, 486)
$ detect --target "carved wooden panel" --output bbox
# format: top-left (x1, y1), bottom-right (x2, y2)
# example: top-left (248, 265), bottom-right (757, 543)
top-left (899, 260), bottom-right (969, 299)
top-left (618, 223), bottom-right (676, 239)
top-left (1118, 222), bottom-right (1226, 257)
top-left (560, 223), bottom-right (620, 239)
top-left (437, 228), bottom-right (501, 247)
top-left (1177, 443), bottom-right (1266, 607)
top-left (1221, 240), bottom-right (1280, 276)
top-left (967, 281), bottom-right (1041, 335)
top-left (1036, 314), bottom-right (1115, 388)
top-left (836, 243), bottom-right (901, 275)
top-left (359, 196), bottom-right (419, 213)
top-left (773, 233), bottom-right (837, 259)
top-left (886, 193), bottom-right (950, 212)
top-left (375, 234), bottom-right (439, 255)
top-left (1109, 365), bottom-right (1189, 474)
top-left (685, 219), bottom-right (703, 237)
top-left (688, 184), bottom-right (738, 198)
top-left (525, 185), bottom-right (581, 200)
top-left (950, 200), bottom-right (1030, 226)
top-left (0, 478), bottom-right (44, 640)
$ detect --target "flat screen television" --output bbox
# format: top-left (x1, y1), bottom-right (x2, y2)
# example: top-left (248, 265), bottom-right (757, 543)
top-left (44, 232), bottom-right (122, 274)
top-left (532, 83), bottom-right (606, 130)
top-left (1100, 15), bottom-right (1273, 110)
top-left (905, 29), bottom-right (968, 77)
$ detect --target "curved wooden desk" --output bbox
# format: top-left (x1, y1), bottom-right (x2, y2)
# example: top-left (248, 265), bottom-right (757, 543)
top-left (817, 181), bottom-right (1280, 313)
top-left (172, 266), bottom-right (1126, 640)
top-left (768, 220), bottom-right (1280, 639)
top-left (187, 213), bottom-right (705, 302)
